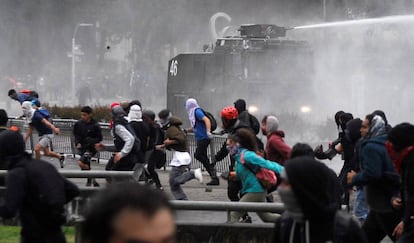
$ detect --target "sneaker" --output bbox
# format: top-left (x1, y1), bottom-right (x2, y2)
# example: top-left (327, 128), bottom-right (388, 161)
top-left (220, 171), bottom-right (230, 180)
top-left (59, 155), bottom-right (65, 168)
top-left (239, 215), bottom-right (252, 223)
top-left (93, 180), bottom-right (100, 187)
top-left (206, 177), bottom-right (220, 186)
top-left (194, 168), bottom-right (203, 183)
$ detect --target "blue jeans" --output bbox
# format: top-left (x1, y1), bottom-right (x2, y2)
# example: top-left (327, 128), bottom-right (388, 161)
top-left (169, 165), bottom-right (195, 200)
top-left (354, 187), bottom-right (369, 224)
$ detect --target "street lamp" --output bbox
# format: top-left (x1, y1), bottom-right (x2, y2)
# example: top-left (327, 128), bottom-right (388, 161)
top-left (72, 23), bottom-right (93, 99)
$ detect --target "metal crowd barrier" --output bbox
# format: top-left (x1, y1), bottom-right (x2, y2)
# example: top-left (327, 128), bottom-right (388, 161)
top-left (7, 118), bottom-right (232, 173)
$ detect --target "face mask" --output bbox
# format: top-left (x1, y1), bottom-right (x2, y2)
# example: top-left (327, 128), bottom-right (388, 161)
top-left (227, 143), bottom-right (240, 155)
top-left (278, 187), bottom-right (304, 222)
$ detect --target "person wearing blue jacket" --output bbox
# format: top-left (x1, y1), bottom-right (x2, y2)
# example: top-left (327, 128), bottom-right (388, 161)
top-left (347, 114), bottom-right (402, 243)
top-left (227, 128), bottom-right (283, 223)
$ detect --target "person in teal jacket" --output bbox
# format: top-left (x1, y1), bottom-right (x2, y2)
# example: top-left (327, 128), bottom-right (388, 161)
top-left (227, 128), bottom-right (283, 223)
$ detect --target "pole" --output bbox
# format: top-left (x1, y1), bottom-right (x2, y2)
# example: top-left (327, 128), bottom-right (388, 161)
top-left (72, 37), bottom-right (76, 99)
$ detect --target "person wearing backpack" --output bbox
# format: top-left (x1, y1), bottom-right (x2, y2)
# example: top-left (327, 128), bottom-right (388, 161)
top-left (8, 89), bottom-right (40, 105)
top-left (226, 128), bottom-right (283, 223)
top-left (275, 156), bottom-right (367, 243)
top-left (128, 104), bottom-right (149, 182)
top-left (0, 130), bottom-right (80, 243)
top-left (21, 101), bottom-right (65, 167)
top-left (185, 98), bottom-right (219, 186)
top-left (234, 99), bottom-right (260, 135)
top-left (96, 105), bottom-right (139, 172)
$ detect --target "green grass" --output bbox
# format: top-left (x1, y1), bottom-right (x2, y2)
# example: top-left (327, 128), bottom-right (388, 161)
top-left (0, 226), bottom-right (75, 243)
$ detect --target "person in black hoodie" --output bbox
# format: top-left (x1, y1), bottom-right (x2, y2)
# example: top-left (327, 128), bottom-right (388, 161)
top-left (234, 99), bottom-right (260, 135)
top-left (275, 157), bottom-right (367, 243)
top-left (0, 130), bottom-right (79, 243)
top-left (387, 123), bottom-right (414, 242)
top-left (127, 104), bottom-right (149, 181)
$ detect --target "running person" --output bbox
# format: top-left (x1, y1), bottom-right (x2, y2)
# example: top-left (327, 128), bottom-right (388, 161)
top-left (21, 101), bottom-right (65, 167)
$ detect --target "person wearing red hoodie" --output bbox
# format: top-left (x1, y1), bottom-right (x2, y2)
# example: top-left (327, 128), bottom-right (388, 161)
top-left (262, 115), bottom-right (291, 165)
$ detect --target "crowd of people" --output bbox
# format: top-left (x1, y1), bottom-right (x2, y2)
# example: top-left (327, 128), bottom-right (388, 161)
top-left (1, 89), bottom-right (414, 243)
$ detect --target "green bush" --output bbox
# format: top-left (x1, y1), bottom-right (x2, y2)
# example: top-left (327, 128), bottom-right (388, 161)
top-left (43, 104), bottom-right (112, 122)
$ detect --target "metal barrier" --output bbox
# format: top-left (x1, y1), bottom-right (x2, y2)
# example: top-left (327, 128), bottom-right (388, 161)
top-left (7, 118), bottom-right (232, 173)
top-left (0, 170), bottom-right (283, 243)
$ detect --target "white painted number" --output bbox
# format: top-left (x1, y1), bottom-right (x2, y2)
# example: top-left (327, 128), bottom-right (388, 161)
top-left (170, 60), bottom-right (178, 76)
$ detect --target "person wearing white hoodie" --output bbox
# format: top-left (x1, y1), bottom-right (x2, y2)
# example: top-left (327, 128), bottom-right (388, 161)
top-left (21, 101), bottom-right (65, 167)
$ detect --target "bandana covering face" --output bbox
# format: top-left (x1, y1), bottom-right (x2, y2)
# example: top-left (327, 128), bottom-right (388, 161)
top-left (21, 101), bottom-right (34, 121)
top-left (366, 115), bottom-right (386, 139)
top-left (185, 98), bottom-right (200, 127)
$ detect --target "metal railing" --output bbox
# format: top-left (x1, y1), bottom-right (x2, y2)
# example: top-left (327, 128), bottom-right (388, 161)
top-left (7, 118), bottom-right (232, 172)
top-left (0, 170), bottom-right (283, 243)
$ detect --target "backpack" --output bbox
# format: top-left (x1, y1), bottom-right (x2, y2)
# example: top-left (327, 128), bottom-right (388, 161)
top-left (240, 151), bottom-right (278, 192)
top-left (248, 113), bottom-right (260, 135)
top-left (196, 108), bottom-right (217, 132)
top-left (21, 89), bottom-right (39, 99)
top-left (35, 108), bottom-right (50, 119)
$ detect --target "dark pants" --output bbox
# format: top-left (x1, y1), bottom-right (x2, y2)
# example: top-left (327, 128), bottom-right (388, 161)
top-left (363, 210), bottom-right (402, 243)
top-left (228, 179), bottom-right (242, 201)
top-left (147, 150), bottom-right (162, 188)
top-left (194, 139), bottom-right (215, 177)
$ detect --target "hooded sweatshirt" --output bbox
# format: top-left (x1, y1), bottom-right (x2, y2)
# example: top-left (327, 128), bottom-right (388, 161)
top-left (165, 116), bottom-right (187, 152)
top-left (275, 158), bottom-right (366, 243)
top-left (234, 99), bottom-right (260, 134)
top-left (265, 116), bottom-right (291, 165)
top-left (128, 105), bottom-right (149, 152)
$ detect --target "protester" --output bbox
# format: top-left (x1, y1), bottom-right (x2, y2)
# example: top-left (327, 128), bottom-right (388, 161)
top-left (127, 104), bottom-right (148, 182)
top-left (347, 114), bottom-right (402, 242)
top-left (73, 106), bottom-right (103, 187)
top-left (81, 183), bottom-right (175, 243)
top-left (315, 111), bottom-right (354, 209)
top-left (261, 115), bottom-right (291, 165)
top-left (21, 101), bottom-right (65, 167)
top-left (387, 123), bottom-right (414, 242)
top-left (0, 109), bottom-right (11, 186)
top-left (214, 106), bottom-right (251, 203)
top-left (275, 156), bottom-right (367, 243)
top-left (0, 109), bottom-right (8, 131)
top-left (227, 128), bottom-right (283, 223)
top-left (0, 130), bottom-right (79, 243)
top-left (346, 118), bottom-right (369, 223)
top-left (141, 109), bottom-right (165, 190)
top-left (234, 99), bottom-right (260, 135)
top-left (8, 89), bottom-right (40, 106)
top-left (96, 105), bottom-right (138, 172)
top-left (289, 142), bottom-right (315, 159)
top-left (185, 98), bottom-right (219, 185)
top-left (158, 113), bottom-right (203, 200)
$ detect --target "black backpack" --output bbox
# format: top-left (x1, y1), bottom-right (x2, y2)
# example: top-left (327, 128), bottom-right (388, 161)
top-left (196, 108), bottom-right (217, 132)
top-left (248, 113), bottom-right (260, 135)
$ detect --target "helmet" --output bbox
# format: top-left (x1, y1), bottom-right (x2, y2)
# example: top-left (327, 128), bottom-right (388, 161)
top-left (221, 106), bottom-right (238, 120)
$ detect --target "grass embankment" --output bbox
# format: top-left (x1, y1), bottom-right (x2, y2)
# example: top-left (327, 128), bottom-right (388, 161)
top-left (0, 226), bottom-right (75, 243)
